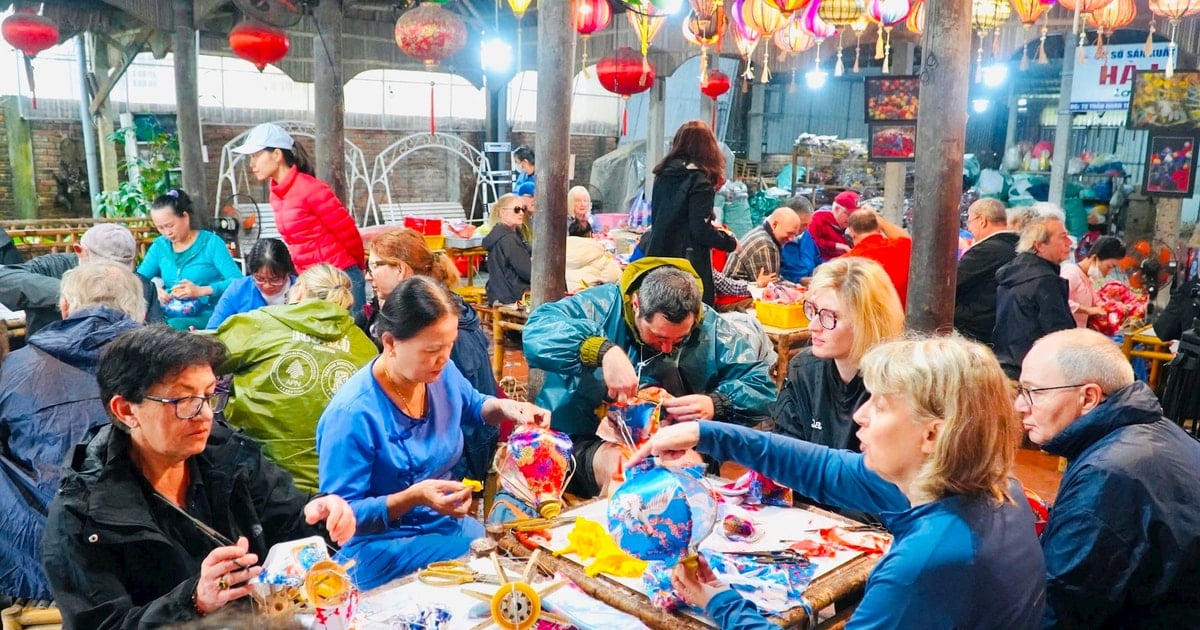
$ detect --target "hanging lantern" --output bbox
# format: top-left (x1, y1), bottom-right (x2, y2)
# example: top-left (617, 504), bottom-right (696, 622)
top-left (608, 461), bottom-right (718, 569)
top-left (774, 16), bottom-right (817, 57)
top-left (867, 0), bottom-right (910, 73)
top-left (495, 427), bottom-right (575, 519)
top-left (1012, 0), bottom-right (1055, 69)
top-left (626, 9), bottom-right (668, 60)
top-left (729, 0), bottom-right (763, 84)
top-left (507, 0), bottom-right (535, 19)
top-left (801, 1), bottom-right (838, 86)
top-left (701, 69), bottom-right (732, 128)
top-left (574, 0), bottom-right (612, 74)
top-left (2, 10), bottom-right (59, 109)
top-left (1149, 0), bottom-right (1200, 77)
top-left (742, 0), bottom-right (788, 82)
top-left (819, 0), bottom-right (865, 76)
top-left (1087, 0), bottom-right (1136, 64)
top-left (691, 0), bottom-right (721, 21)
top-left (971, 0), bottom-right (1010, 82)
top-left (229, 22), bottom-right (290, 72)
top-left (1058, 0), bottom-right (1116, 12)
top-left (906, 0), bottom-right (925, 34)
top-left (685, 9), bottom-right (727, 80)
top-left (394, 4), bottom-right (467, 68)
top-left (596, 46), bottom-right (656, 135)
top-left (767, 0), bottom-right (814, 17)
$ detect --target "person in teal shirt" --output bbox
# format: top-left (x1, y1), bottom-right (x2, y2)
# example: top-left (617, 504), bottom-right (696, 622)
top-left (137, 189), bottom-right (242, 330)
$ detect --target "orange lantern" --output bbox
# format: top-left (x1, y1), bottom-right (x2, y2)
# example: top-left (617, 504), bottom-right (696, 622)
top-left (1149, 0), bottom-right (1200, 76)
top-left (906, 0), bottom-right (926, 34)
top-left (767, 0), bottom-right (814, 17)
top-left (1087, 0), bottom-right (1135, 63)
top-left (819, 0), bottom-right (866, 75)
top-left (1011, 0), bottom-right (1055, 68)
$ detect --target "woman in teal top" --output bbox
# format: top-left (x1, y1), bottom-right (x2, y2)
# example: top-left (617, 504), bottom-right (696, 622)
top-left (137, 189), bottom-right (242, 330)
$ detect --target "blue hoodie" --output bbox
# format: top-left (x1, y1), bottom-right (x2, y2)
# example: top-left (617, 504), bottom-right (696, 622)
top-left (1039, 381), bottom-right (1200, 628)
top-left (0, 306), bottom-right (140, 598)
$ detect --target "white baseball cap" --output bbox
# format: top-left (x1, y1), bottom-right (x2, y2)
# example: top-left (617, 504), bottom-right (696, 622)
top-left (232, 123), bottom-right (295, 155)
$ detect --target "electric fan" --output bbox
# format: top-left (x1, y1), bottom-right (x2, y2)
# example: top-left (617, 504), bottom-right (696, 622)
top-left (215, 194), bottom-right (262, 259)
top-left (1122, 240), bottom-right (1179, 317)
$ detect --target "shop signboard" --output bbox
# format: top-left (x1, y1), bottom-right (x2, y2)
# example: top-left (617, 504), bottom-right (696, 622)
top-left (1069, 42), bottom-right (1172, 112)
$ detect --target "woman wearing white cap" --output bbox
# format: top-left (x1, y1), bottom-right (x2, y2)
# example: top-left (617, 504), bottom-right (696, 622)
top-left (233, 123), bottom-right (367, 321)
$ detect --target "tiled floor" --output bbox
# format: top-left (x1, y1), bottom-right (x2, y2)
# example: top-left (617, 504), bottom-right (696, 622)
top-left (495, 344), bottom-right (1064, 504)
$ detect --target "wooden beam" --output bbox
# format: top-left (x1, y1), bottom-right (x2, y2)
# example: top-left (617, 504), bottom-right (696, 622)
top-left (174, 0), bottom-right (208, 211)
top-left (531, 0), bottom-right (570, 309)
top-left (193, 0), bottom-right (226, 23)
top-left (314, 0), bottom-right (348, 204)
top-left (89, 27), bottom-right (153, 114)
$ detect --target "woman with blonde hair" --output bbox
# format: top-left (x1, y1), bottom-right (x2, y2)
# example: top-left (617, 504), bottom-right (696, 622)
top-left (567, 186), bottom-right (595, 238)
top-left (482, 194), bottom-right (532, 306)
top-left (774, 257), bottom-right (905, 449)
top-left (629, 335), bottom-right (1044, 629)
top-left (215, 263), bottom-right (378, 491)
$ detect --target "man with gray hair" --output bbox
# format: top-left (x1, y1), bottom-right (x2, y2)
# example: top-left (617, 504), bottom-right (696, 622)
top-left (523, 257), bottom-right (775, 497)
top-left (0, 262), bottom-right (145, 602)
top-left (992, 213), bottom-right (1075, 378)
top-left (1017, 328), bottom-right (1200, 627)
top-left (954, 198), bottom-right (1017, 345)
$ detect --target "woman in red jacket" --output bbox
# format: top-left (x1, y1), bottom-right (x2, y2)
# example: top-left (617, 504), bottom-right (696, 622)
top-left (234, 123), bottom-right (367, 320)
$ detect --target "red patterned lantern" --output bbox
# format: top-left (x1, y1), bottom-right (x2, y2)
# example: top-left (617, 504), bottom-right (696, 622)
top-left (229, 22), bottom-right (290, 71)
top-left (596, 47), bottom-right (656, 136)
top-left (574, 0), bottom-right (612, 70)
top-left (394, 3), bottom-right (467, 69)
top-left (2, 11), bottom-right (58, 58)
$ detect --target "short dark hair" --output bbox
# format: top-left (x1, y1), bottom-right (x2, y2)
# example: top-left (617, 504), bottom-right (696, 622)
top-left (783, 195), bottom-right (814, 214)
top-left (637, 266), bottom-right (700, 324)
top-left (247, 237), bottom-right (297, 277)
top-left (377, 276), bottom-right (459, 341)
top-left (1090, 236), bottom-right (1126, 261)
top-left (513, 145), bottom-right (535, 165)
top-left (98, 326), bottom-right (227, 423)
top-left (151, 189), bottom-right (204, 229)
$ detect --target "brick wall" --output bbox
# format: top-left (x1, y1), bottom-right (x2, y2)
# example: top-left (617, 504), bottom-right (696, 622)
top-left (0, 103), bottom-right (9, 219)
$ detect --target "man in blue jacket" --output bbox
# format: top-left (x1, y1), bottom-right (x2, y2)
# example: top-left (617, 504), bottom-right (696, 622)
top-left (0, 262), bottom-right (145, 601)
top-left (522, 258), bottom-right (775, 498)
top-left (1018, 328), bottom-right (1200, 628)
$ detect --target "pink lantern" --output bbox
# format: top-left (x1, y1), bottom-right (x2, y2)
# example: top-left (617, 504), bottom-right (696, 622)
top-left (866, 0), bottom-right (910, 73)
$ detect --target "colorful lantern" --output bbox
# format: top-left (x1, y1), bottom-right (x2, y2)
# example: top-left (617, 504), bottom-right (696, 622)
top-left (801, 1), bottom-right (838, 81)
top-left (229, 22), bottom-right (290, 72)
top-left (607, 461), bottom-right (718, 567)
top-left (394, 4), bottom-right (467, 69)
top-left (2, 10), bottom-right (58, 109)
top-left (596, 47), bottom-right (656, 135)
top-left (767, 0), bottom-right (814, 17)
top-left (1087, 0), bottom-right (1135, 63)
top-left (866, 0), bottom-right (910, 73)
top-left (496, 427), bottom-right (575, 519)
top-left (684, 9), bottom-right (727, 80)
top-left (819, 0), bottom-right (866, 76)
top-left (742, 0), bottom-right (788, 81)
top-left (906, 0), bottom-right (925, 34)
top-left (774, 16), bottom-right (817, 56)
top-left (1057, 0), bottom-right (1116, 11)
top-left (626, 9), bottom-right (668, 60)
top-left (729, 0), bottom-right (763, 82)
top-left (1011, 0), bottom-right (1055, 68)
top-left (574, 0), bottom-right (612, 73)
top-left (1149, 0), bottom-right (1200, 77)
top-left (972, 0), bottom-right (1011, 82)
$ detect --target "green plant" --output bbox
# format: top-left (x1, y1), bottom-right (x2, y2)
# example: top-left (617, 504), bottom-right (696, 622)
top-left (94, 129), bottom-right (180, 218)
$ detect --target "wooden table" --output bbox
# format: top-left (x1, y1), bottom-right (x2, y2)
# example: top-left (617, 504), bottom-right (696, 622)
top-left (445, 245), bottom-right (488, 287)
top-left (492, 304), bottom-right (530, 382)
top-left (1, 311), bottom-right (25, 359)
top-left (1121, 325), bottom-right (1174, 391)
top-left (762, 324), bottom-right (812, 389)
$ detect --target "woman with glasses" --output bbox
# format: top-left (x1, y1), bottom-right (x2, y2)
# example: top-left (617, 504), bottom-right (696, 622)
top-left (482, 193), bottom-right (533, 305)
top-left (205, 238), bottom-right (297, 329)
top-left (774, 257), bottom-right (905, 450)
top-left (213, 264), bottom-right (377, 492)
top-left (43, 326), bottom-right (356, 628)
top-left (628, 335), bottom-right (1045, 629)
top-left (316, 276), bottom-right (550, 590)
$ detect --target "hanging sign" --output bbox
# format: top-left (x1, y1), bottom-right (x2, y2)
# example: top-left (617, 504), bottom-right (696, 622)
top-left (1070, 43), bottom-right (1171, 112)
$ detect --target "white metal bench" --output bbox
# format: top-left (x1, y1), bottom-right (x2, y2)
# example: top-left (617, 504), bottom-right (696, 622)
top-left (239, 203), bottom-right (281, 241)
top-left (377, 202), bottom-right (467, 226)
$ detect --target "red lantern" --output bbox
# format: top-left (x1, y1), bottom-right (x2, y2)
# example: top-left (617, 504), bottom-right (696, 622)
top-left (700, 69), bottom-right (732, 99)
top-left (2, 11), bottom-right (58, 58)
top-left (394, 4), bottom-right (467, 69)
top-left (574, 0), bottom-right (612, 70)
top-left (596, 47), bottom-right (656, 136)
top-left (229, 22), bottom-right (290, 72)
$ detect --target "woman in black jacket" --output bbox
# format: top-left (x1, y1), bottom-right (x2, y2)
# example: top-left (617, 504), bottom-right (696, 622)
top-left (483, 194), bottom-right (533, 305)
top-left (641, 120), bottom-right (737, 305)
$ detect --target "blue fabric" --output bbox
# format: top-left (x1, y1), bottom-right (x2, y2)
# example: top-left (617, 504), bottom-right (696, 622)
top-left (0, 307), bottom-right (140, 598)
top-left (343, 264), bottom-right (367, 321)
top-left (205, 276), bottom-right (273, 329)
top-left (1038, 382), bottom-right (1200, 628)
top-left (779, 233), bottom-right (823, 283)
top-left (316, 359), bottom-right (491, 590)
top-left (136, 230), bottom-right (243, 329)
top-left (696, 422), bottom-right (1045, 630)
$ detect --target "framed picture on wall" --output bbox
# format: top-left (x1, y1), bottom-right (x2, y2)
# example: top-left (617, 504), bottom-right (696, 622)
top-left (1143, 134), bottom-right (1197, 197)
top-left (869, 125), bottom-right (917, 162)
top-left (864, 76), bottom-right (920, 123)
top-left (1127, 70), bottom-right (1200, 131)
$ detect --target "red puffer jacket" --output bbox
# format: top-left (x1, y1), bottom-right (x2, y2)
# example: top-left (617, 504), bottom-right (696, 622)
top-left (269, 165), bottom-right (365, 272)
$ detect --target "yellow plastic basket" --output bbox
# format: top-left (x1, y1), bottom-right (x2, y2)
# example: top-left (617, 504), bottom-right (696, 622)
top-left (754, 300), bottom-right (809, 329)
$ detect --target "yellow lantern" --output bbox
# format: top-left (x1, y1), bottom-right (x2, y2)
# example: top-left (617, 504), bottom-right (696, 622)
top-left (906, 0), bottom-right (925, 35)
top-left (972, 0), bottom-right (1011, 82)
top-left (818, 0), bottom-right (865, 75)
top-left (507, 0), bottom-right (535, 19)
top-left (741, 0), bottom-right (787, 82)
top-left (1149, 0), bottom-right (1200, 76)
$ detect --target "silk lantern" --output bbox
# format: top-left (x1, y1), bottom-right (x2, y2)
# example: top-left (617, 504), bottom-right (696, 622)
top-left (1087, 0), bottom-right (1135, 64)
top-left (729, 0), bottom-right (763, 82)
top-left (608, 461), bottom-right (718, 569)
top-left (1011, 0), bottom-right (1055, 68)
top-left (741, 0), bottom-right (788, 81)
top-left (1149, 0), bottom-right (1200, 77)
top-left (2, 10), bottom-right (59, 109)
top-left (229, 22), bottom-right (290, 71)
top-left (596, 47), bottom-right (656, 135)
top-left (496, 427), bottom-right (575, 519)
top-left (866, 0), bottom-right (910, 73)
top-left (574, 0), bottom-right (612, 73)
top-left (818, 0), bottom-right (866, 76)
top-left (395, 4), bottom-right (466, 132)
top-left (701, 69), bottom-right (731, 128)
top-left (684, 8), bottom-right (726, 80)
top-left (802, 1), bottom-right (839, 81)
top-left (971, 0), bottom-right (1012, 82)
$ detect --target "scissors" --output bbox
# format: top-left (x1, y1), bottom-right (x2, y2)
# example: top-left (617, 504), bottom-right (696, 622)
top-left (502, 516), bottom-right (576, 532)
top-left (416, 560), bottom-right (501, 586)
top-left (732, 549), bottom-right (812, 566)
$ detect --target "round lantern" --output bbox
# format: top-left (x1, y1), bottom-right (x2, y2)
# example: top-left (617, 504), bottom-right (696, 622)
top-left (906, 0), bottom-right (925, 34)
top-left (575, 0), bottom-right (612, 71)
top-left (774, 17), bottom-right (817, 56)
top-left (1149, 0), bottom-right (1200, 77)
top-left (701, 68), bottom-right (732, 99)
top-left (229, 22), bottom-right (290, 72)
top-left (608, 461), bottom-right (717, 567)
top-left (684, 9), bottom-right (726, 81)
top-left (741, 0), bottom-right (787, 81)
top-left (596, 46), bottom-right (656, 135)
top-left (496, 427), bottom-right (575, 519)
top-left (866, 0), bottom-right (909, 73)
top-left (1012, 0), bottom-right (1055, 68)
top-left (767, 0), bottom-right (813, 17)
top-left (394, 3), bottom-right (467, 69)
top-left (1087, 0), bottom-right (1136, 61)
top-left (818, 0), bottom-right (866, 75)
top-left (1, 11), bottom-right (58, 58)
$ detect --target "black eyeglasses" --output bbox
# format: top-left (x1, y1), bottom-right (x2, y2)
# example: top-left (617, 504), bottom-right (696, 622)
top-left (803, 301), bottom-right (839, 330)
top-left (142, 391), bottom-right (229, 420)
top-left (512, 206), bottom-right (529, 215)
top-left (1015, 384), bottom-right (1086, 407)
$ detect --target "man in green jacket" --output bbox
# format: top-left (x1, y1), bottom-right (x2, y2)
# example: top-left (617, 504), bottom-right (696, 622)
top-left (522, 257), bottom-right (775, 498)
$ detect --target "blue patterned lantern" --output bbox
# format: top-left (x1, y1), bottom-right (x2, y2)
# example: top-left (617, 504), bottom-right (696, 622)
top-left (607, 461), bottom-right (718, 566)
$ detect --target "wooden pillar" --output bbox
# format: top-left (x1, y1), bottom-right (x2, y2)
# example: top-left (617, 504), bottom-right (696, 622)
top-left (531, 0), bottom-right (570, 308)
top-left (92, 36), bottom-right (119, 192)
top-left (1155, 198), bottom-right (1183, 250)
top-left (2, 96), bottom-right (37, 219)
top-left (907, 0), bottom-right (972, 332)
top-left (645, 80), bottom-right (667, 200)
top-left (746, 82), bottom-right (765, 163)
top-left (882, 43), bottom-right (916, 224)
top-left (314, 0), bottom-right (347, 204)
top-left (172, 0), bottom-right (206, 212)
top-left (1048, 34), bottom-right (1077, 208)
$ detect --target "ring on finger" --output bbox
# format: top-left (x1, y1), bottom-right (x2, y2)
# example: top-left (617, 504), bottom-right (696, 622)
top-left (217, 577), bottom-right (229, 591)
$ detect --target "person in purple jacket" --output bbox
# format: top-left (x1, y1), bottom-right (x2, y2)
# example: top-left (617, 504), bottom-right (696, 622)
top-left (629, 334), bottom-right (1045, 629)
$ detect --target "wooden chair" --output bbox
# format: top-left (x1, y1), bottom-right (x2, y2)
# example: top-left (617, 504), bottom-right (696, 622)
top-left (1, 601), bottom-right (62, 630)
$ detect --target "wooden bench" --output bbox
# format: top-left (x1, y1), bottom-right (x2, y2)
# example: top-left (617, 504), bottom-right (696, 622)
top-left (376, 201), bottom-right (467, 226)
top-left (2, 217), bottom-right (158, 260)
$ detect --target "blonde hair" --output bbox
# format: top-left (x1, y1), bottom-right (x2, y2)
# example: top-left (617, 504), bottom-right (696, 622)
top-left (60, 262), bottom-right (147, 322)
top-left (371, 228), bottom-right (461, 288)
top-left (860, 334), bottom-right (1017, 505)
top-left (291, 263), bottom-right (354, 309)
top-left (807, 257), bottom-right (905, 364)
top-left (489, 193), bottom-right (533, 244)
